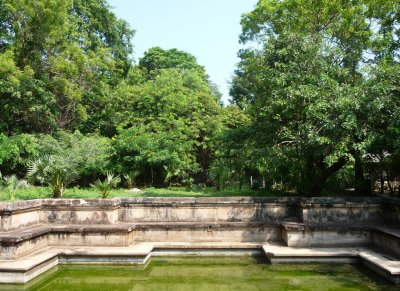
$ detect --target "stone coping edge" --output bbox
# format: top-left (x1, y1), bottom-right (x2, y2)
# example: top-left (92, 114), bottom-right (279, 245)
top-left (0, 196), bottom-right (393, 213)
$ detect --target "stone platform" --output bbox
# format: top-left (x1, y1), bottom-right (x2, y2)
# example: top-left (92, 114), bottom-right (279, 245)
top-left (263, 244), bottom-right (400, 284)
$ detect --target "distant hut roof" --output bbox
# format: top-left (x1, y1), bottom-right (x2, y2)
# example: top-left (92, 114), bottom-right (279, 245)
top-left (364, 152), bottom-right (391, 163)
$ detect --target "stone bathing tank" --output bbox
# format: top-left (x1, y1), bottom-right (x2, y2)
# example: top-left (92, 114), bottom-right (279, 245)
top-left (0, 197), bottom-right (399, 285)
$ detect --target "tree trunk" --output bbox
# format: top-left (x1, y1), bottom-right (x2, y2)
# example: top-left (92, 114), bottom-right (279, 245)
top-left (310, 157), bottom-right (348, 196)
top-left (385, 170), bottom-right (394, 194)
top-left (354, 152), bottom-right (365, 195)
top-left (150, 167), bottom-right (154, 186)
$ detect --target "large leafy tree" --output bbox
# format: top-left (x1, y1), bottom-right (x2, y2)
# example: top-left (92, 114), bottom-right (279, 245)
top-left (210, 105), bottom-right (252, 190)
top-left (365, 60), bottom-right (400, 195)
top-left (231, 0), bottom-right (400, 195)
top-left (233, 34), bottom-right (358, 195)
top-left (0, 0), bottom-right (134, 134)
top-left (113, 48), bottom-right (223, 186)
top-left (115, 67), bottom-right (222, 186)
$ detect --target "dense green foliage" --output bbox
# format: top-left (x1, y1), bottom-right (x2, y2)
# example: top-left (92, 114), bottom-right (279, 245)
top-left (114, 67), bottom-right (222, 186)
top-left (230, 0), bottom-right (400, 195)
top-left (0, 0), bottom-right (399, 198)
top-left (0, 0), bottom-right (134, 135)
top-left (138, 47), bottom-right (207, 80)
top-left (0, 1), bottom-right (224, 195)
top-left (24, 131), bottom-right (112, 197)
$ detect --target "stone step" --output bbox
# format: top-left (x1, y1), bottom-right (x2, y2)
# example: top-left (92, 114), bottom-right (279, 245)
top-left (262, 244), bottom-right (400, 285)
top-left (0, 248), bottom-right (59, 284)
top-left (370, 225), bottom-right (400, 257)
top-left (0, 223), bottom-right (282, 260)
top-left (359, 250), bottom-right (400, 284)
top-left (262, 245), bottom-right (361, 263)
top-left (0, 222), bottom-right (280, 243)
top-left (280, 222), bottom-right (400, 251)
top-left (0, 242), bottom-right (262, 284)
top-left (0, 244), bottom-right (155, 284)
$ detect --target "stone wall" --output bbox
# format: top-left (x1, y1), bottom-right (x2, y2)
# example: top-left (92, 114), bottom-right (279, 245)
top-left (119, 197), bottom-right (299, 223)
top-left (0, 197), bottom-right (393, 232)
top-left (0, 199), bottom-right (120, 231)
top-left (0, 196), bottom-right (399, 261)
top-left (382, 198), bottom-right (400, 226)
top-left (298, 197), bottom-right (383, 224)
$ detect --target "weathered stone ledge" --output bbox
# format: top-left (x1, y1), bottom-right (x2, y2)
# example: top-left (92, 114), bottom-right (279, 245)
top-left (1, 196), bottom-right (393, 212)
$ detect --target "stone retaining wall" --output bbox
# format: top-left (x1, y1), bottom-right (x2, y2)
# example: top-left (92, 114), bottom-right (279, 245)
top-left (0, 199), bottom-right (120, 231)
top-left (0, 196), bottom-right (398, 256)
top-left (118, 197), bottom-right (299, 223)
top-left (0, 197), bottom-right (393, 231)
top-left (382, 198), bottom-right (400, 226)
top-left (298, 197), bottom-right (383, 224)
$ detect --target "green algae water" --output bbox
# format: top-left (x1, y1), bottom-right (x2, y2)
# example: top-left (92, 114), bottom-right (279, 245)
top-left (1, 256), bottom-right (396, 291)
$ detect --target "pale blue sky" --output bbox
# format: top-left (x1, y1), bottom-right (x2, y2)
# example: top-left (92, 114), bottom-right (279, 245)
top-left (108, 0), bottom-right (258, 103)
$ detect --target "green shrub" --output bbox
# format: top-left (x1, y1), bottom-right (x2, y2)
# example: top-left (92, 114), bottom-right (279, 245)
top-left (0, 134), bottom-right (38, 176)
top-left (27, 155), bottom-right (78, 198)
top-left (209, 160), bottom-right (232, 191)
top-left (0, 172), bottom-right (29, 200)
top-left (36, 131), bottom-right (113, 179)
top-left (124, 170), bottom-right (140, 188)
top-left (91, 173), bottom-right (121, 198)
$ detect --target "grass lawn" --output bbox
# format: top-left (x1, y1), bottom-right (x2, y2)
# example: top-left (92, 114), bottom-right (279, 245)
top-left (0, 185), bottom-right (293, 201)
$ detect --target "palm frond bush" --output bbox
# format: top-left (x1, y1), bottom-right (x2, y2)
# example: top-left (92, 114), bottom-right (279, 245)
top-left (124, 170), bottom-right (140, 189)
top-left (91, 172), bottom-right (121, 198)
top-left (27, 155), bottom-right (78, 198)
top-left (0, 173), bottom-right (29, 200)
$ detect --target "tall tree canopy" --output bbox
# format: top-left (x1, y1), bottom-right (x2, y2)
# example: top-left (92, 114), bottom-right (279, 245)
top-left (0, 0), bottom-right (134, 134)
top-left (114, 48), bottom-right (223, 186)
top-left (1, 0), bottom-right (398, 195)
top-left (0, 0), bottom-right (226, 188)
top-left (230, 0), bottom-right (400, 195)
top-left (138, 47), bottom-right (206, 80)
